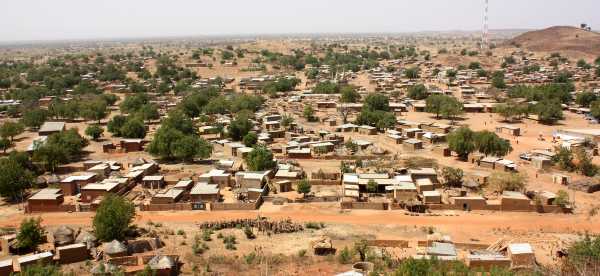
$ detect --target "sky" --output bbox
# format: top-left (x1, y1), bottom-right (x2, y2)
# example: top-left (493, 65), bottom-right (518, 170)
top-left (1, 0), bottom-right (599, 42)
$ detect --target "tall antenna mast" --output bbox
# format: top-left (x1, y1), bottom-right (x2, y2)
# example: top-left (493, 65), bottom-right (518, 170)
top-left (481, 0), bottom-right (489, 50)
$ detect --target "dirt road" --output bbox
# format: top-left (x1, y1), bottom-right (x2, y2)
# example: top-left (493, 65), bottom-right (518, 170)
top-left (5, 203), bottom-right (598, 240)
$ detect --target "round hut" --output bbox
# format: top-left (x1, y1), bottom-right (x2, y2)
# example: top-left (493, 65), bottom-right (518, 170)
top-left (103, 240), bottom-right (127, 258)
top-left (53, 226), bottom-right (75, 246)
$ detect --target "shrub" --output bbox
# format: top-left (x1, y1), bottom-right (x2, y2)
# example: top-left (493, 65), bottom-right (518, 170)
top-left (338, 246), bottom-right (353, 264)
top-left (244, 226), bottom-right (256, 239)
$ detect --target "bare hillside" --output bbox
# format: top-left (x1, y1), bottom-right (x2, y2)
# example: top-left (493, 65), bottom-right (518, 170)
top-left (506, 26), bottom-right (600, 58)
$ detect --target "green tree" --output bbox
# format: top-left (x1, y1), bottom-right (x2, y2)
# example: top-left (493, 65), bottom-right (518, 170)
top-left (407, 84), bottom-right (428, 100)
top-left (425, 95), bottom-right (447, 118)
top-left (0, 157), bottom-right (34, 201)
top-left (441, 167), bottom-right (463, 188)
top-left (353, 240), bottom-right (370, 262)
top-left (366, 179), bottom-right (378, 193)
top-left (16, 217), bottom-right (45, 252)
top-left (554, 190), bottom-right (570, 207)
top-left (575, 92), bottom-right (598, 107)
top-left (93, 194), bottom-right (135, 241)
top-left (303, 105), bottom-right (316, 121)
top-left (80, 99), bottom-right (108, 122)
top-left (243, 132), bottom-right (258, 147)
top-left (107, 115), bottom-right (128, 136)
top-left (21, 108), bottom-right (48, 129)
top-left (0, 138), bottom-right (12, 153)
top-left (171, 135), bottom-right (213, 162)
top-left (244, 146), bottom-right (276, 171)
top-left (576, 149), bottom-right (598, 177)
top-left (447, 127), bottom-right (476, 160)
top-left (591, 100), bottom-right (600, 120)
top-left (340, 86), bottom-right (360, 103)
top-left (488, 172), bottom-right (527, 193)
top-left (280, 114), bottom-right (294, 128)
top-left (228, 113), bottom-right (253, 141)
top-left (535, 99), bottom-right (563, 124)
top-left (474, 130), bottom-right (513, 157)
top-left (32, 129), bottom-right (88, 172)
top-left (404, 67), bottom-right (420, 79)
top-left (85, 125), bottom-right (104, 141)
top-left (553, 146), bottom-right (576, 172)
top-left (0, 121), bottom-right (24, 142)
top-left (297, 179), bottom-right (311, 197)
top-left (491, 71), bottom-right (506, 89)
top-left (120, 118), bottom-right (146, 139)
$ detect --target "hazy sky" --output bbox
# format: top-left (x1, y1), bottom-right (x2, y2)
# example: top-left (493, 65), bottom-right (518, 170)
top-left (2, 0), bottom-right (599, 42)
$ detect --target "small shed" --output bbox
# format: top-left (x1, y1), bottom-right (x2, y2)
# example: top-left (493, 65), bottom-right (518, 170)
top-left (415, 178), bottom-right (434, 193)
top-left (142, 175), bottom-right (165, 190)
top-left (403, 139), bottom-right (423, 151)
top-left (507, 243), bottom-right (535, 267)
top-left (501, 191), bottom-right (531, 211)
top-left (275, 180), bottom-right (293, 193)
top-left (422, 190), bottom-right (441, 204)
top-left (57, 243), bottom-right (88, 264)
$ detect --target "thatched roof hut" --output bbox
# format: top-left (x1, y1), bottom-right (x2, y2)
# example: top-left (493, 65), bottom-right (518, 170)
top-left (75, 230), bottom-right (97, 248)
top-left (53, 226), bottom-right (75, 246)
top-left (148, 255), bottom-right (176, 270)
top-left (103, 240), bottom-right (127, 257)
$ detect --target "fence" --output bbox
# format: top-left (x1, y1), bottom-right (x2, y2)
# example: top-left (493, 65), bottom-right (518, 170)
top-left (340, 201), bottom-right (389, 210)
top-left (139, 203), bottom-right (193, 211)
top-left (25, 204), bottom-right (76, 213)
top-left (210, 197), bottom-right (263, 211)
top-left (366, 240), bottom-right (409, 248)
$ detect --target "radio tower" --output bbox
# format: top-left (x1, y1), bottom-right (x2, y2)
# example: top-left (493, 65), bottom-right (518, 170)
top-left (481, 0), bottom-right (489, 50)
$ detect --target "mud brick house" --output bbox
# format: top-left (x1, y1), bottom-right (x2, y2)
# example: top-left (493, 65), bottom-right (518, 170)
top-left (27, 188), bottom-right (64, 212)
top-left (422, 190), bottom-right (442, 204)
top-left (190, 183), bottom-right (220, 202)
top-left (81, 181), bottom-right (121, 203)
top-left (507, 243), bottom-right (535, 268)
top-left (56, 243), bottom-right (89, 264)
top-left (385, 182), bottom-right (418, 202)
top-left (501, 191), bottom-right (531, 211)
top-left (403, 139), bottom-right (423, 151)
top-left (120, 139), bottom-right (144, 152)
top-left (451, 196), bottom-right (487, 210)
top-left (198, 169), bottom-right (232, 188)
top-left (60, 174), bottom-right (97, 195)
top-left (151, 189), bottom-right (185, 204)
top-left (235, 171), bottom-right (270, 190)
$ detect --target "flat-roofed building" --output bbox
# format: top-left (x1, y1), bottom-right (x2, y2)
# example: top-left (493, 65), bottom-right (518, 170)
top-left (27, 188), bottom-right (64, 212)
top-left (190, 183), bottom-right (220, 202)
top-left (151, 189), bottom-right (184, 204)
top-left (61, 174), bottom-right (97, 195)
top-left (142, 175), bottom-right (165, 189)
top-left (81, 180), bottom-right (122, 203)
top-left (198, 169), bottom-right (231, 188)
top-left (38, 121), bottom-right (66, 136)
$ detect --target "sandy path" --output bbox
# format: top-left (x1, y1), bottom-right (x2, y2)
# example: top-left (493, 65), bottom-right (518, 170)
top-left (5, 204), bottom-right (598, 240)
